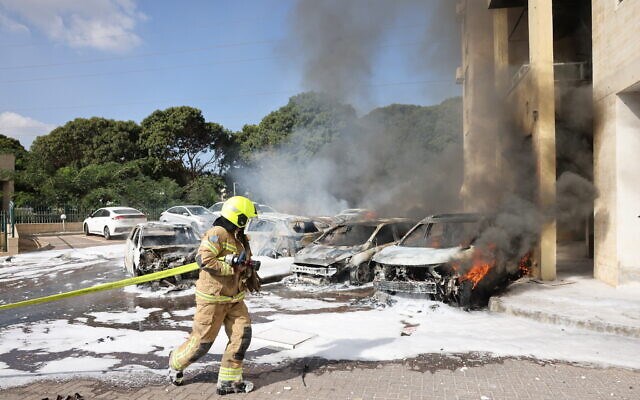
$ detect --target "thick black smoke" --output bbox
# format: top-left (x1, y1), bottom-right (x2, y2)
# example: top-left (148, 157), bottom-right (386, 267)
top-left (236, 0), bottom-right (462, 217)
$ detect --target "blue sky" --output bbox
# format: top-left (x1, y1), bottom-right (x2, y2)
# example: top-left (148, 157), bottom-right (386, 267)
top-left (0, 0), bottom-right (460, 149)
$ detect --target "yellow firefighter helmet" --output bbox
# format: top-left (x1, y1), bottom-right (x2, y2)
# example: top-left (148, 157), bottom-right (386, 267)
top-left (221, 196), bottom-right (257, 228)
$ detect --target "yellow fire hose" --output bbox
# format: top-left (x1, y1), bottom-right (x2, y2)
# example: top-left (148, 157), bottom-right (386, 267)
top-left (0, 262), bottom-right (199, 312)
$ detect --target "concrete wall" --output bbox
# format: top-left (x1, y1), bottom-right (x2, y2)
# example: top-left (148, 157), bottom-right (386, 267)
top-left (592, 0), bottom-right (640, 285)
top-left (460, 0), bottom-right (500, 212)
top-left (616, 93), bottom-right (640, 283)
top-left (16, 222), bottom-right (83, 235)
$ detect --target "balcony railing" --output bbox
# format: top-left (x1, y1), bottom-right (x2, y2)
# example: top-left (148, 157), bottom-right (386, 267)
top-left (510, 61), bottom-right (592, 92)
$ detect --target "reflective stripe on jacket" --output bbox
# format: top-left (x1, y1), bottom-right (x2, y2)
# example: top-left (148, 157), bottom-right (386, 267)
top-left (195, 225), bottom-right (252, 301)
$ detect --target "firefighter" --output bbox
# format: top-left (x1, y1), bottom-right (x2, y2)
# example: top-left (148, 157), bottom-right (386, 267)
top-left (168, 195), bottom-right (260, 395)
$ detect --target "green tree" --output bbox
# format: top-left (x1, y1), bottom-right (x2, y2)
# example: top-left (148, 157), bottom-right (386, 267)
top-left (184, 175), bottom-right (226, 206)
top-left (233, 92), bottom-right (356, 162)
top-left (29, 117), bottom-right (141, 173)
top-left (140, 106), bottom-right (232, 182)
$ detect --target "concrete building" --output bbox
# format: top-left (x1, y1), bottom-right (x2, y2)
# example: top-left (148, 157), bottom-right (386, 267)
top-left (459, 0), bottom-right (640, 285)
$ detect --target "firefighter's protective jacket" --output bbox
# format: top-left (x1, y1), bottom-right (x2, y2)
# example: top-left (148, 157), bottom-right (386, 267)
top-left (195, 226), bottom-right (257, 303)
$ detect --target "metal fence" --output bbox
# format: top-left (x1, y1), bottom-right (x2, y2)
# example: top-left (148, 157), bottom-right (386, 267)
top-left (12, 204), bottom-right (174, 224)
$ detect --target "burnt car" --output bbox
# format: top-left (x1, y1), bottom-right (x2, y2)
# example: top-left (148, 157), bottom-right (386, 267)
top-left (371, 214), bottom-right (529, 308)
top-left (292, 219), bottom-right (414, 285)
top-left (246, 213), bottom-right (327, 258)
top-left (124, 222), bottom-right (200, 280)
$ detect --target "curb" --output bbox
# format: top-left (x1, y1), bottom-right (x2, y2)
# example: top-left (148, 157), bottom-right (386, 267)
top-left (33, 231), bottom-right (84, 237)
top-left (488, 296), bottom-right (640, 339)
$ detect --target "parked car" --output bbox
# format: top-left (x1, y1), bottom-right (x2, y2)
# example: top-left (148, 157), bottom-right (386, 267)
top-left (209, 201), bottom-right (224, 218)
top-left (371, 213), bottom-right (530, 309)
top-left (254, 203), bottom-right (277, 214)
top-left (245, 213), bottom-right (326, 258)
top-left (292, 219), bottom-right (415, 285)
top-left (333, 208), bottom-right (377, 224)
top-left (83, 207), bottom-right (147, 239)
top-left (124, 222), bottom-right (200, 279)
top-left (159, 205), bottom-right (217, 235)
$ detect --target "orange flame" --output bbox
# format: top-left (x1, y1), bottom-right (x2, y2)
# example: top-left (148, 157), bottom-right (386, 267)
top-left (518, 252), bottom-right (532, 276)
top-left (459, 245), bottom-right (496, 289)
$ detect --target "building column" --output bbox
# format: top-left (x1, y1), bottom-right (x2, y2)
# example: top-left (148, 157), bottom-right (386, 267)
top-left (492, 9), bottom-right (509, 175)
top-left (528, 0), bottom-right (557, 280)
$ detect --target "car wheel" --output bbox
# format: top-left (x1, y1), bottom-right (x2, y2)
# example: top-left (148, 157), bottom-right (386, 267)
top-left (349, 262), bottom-right (372, 285)
top-left (83, 223), bottom-right (89, 236)
top-left (103, 226), bottom-right (111, 240)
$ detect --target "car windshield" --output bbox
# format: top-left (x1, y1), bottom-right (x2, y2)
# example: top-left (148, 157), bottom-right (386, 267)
top-left (401, 221), bottom-right (482, 249)
top-left (186, 206), bottom-right (213, 216)
top-left (113, 208), bottom-right (142, 215)
top-left (142, 226), bottom-right (199, 246)
top-left (318, 224), bottom-right (376, 247)
top-left (209, 203), bottom-right (223, 212)
top-left (256, 204), bottom-right (275, 213)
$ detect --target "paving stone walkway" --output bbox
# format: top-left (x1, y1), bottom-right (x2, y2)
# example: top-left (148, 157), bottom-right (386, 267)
top-left (2, 356), bottom-right (638, 400)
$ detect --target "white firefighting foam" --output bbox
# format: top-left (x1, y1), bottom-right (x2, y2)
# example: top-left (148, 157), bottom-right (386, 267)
top-left (2, 245), bottom-right (640, 389)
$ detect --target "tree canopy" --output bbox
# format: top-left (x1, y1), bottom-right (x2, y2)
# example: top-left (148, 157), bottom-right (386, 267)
top-left (4, 94), bottom-right (462, 210)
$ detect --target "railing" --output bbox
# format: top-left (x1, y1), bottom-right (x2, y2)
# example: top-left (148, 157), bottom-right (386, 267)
top-left (510, 61), bottom-right (592, 92)
top-left (11, 204), bottom-right (176, 224)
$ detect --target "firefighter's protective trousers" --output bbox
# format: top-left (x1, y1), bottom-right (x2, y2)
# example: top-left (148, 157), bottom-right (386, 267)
top-left (169, 297), bottom-right (251, 382)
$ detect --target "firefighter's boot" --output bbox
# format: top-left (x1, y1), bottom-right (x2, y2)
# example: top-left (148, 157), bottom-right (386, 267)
top-left (167, 352), bottom-right (184, 386)
top-left (216, 380), bottom-right (254, 395)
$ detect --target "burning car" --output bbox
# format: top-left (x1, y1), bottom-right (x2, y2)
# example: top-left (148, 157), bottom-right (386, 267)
top-left (245, 213), bottom-right (327, 258)
top-left (292, 219), bottom-right (414, 285)
top-left (371, 213), bottom-right (529, 308)
top-left (124, 222), bottom-right (200, 280)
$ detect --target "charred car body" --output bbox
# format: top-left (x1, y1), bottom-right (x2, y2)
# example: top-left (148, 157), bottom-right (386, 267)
top-left (371, 214), bottom-right (529, 308)
top-left (245, 213), bottom-right (327, 258)
top-left (124, 222), bottom-right (200, 281)
top-left (292, 219), bottom-right (414, 285)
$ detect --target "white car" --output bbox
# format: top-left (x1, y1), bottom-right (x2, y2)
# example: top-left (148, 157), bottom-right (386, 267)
top-left (124, 222), bottom-right (200, 278)
top-left (209, 201), bottom-right (224, 220)
top-left (83, 207), bottom-right (147, 240)
top-left (159, 205), bottom-right (216, 235)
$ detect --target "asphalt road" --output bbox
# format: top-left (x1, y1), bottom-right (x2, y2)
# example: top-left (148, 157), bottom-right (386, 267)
top-left (35, 233), bottom-right (126, 250)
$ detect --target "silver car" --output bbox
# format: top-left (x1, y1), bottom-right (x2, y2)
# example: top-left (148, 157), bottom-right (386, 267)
top-left (159, 205), bottom-right (216, 235)
top-left (245, 213), bottom-right (325, 258)
top-left (124, 222), bottom-right (200, 279)
top-left (292, 219), bottom-right (414, 285)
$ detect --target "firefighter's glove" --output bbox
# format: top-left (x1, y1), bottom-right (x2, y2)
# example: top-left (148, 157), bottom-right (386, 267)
top-left (246, 269), bottom-right (262, 293)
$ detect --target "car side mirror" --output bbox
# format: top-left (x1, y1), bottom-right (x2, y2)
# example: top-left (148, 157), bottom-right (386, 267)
top-left (183, 213), bottom-right (189, 216)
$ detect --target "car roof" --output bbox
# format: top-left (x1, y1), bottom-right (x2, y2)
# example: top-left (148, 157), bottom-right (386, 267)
top-left (136, 222), bottom-right (192, 230)
top-left (418, 213), bottom-right (487, 224)
top-left (101, 206), bottom-right (142, 211)
top-left (251, 213), bottom-right (313, 222)
top-left (332, 218), bottom-right (411, 228)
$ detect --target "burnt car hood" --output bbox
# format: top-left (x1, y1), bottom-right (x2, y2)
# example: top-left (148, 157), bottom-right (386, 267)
top-left (372, 245), bottom-right (467, 266)
top-left (142, 244), bottom-right (197, 252)
top-left (294, 244), bottom-right (364, 267)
